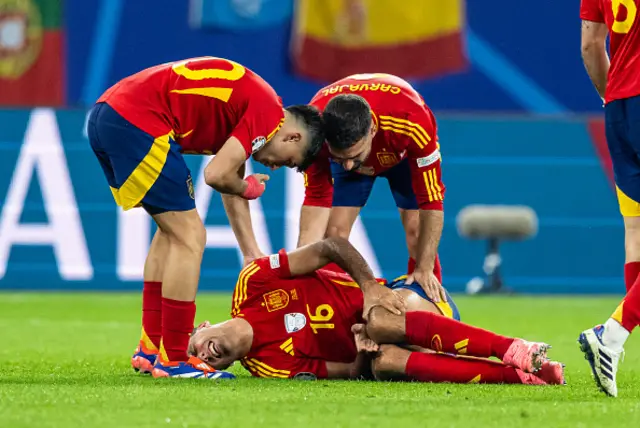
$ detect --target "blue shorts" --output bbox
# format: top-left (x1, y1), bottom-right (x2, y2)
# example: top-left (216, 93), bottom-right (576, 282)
top-left (331, 158), bottom-right (418, 210)
top-left (388, 275), bottom-right (461, 321)
top-left (606, 96), bottom-right (640, 216)
top-left (87, 103), bottom-right (195, 215)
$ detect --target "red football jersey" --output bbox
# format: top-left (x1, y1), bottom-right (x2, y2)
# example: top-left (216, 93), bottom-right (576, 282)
top-left (581, 0), bottom-right (640, 102)
top-left (98, 56), bottom-right (285, 158)
top-left (231, 251), bottom-right (364, 379)
top-left (303, 73), bottom-right (444, 210)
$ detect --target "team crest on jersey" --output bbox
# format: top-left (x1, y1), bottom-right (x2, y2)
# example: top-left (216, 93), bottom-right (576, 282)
top-left (251, 136), bottom-right (267, 153)
top-left (262, 289), bottom-right (290, 312)
top-left (0, 0), bottom-right (43, 79)
top-left (186, 176), bottom-right (195, 199)
top-left (284, 313), bottom-right (307, 333)
top-left (377, 151), bottom-right (398, 167)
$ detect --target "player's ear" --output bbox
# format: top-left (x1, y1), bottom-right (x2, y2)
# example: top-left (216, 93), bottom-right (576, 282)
top-left (286, 131), bottom-right (302, 143)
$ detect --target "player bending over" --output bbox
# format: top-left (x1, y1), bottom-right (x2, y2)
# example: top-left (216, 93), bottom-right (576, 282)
top-left (298, 74), bottom-right (446, 303)
top-left (189, 237), bottom-right (565, 384)
top-left (580, 0), bottom-right (640, 396)
top-left (87, 56), bottom-right (324, 379)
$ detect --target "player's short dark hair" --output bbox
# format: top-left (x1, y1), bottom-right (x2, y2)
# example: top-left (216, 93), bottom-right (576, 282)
top-left (285, 104), bottom-right (325, 172)
top-left (322, 94), bottom-right (372, 151)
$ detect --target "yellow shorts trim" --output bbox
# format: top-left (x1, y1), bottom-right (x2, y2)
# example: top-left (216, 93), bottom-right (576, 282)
top-left (616, 186), bottom-right (640, 217)
top-left (110, 132), bottom-right (173, 210)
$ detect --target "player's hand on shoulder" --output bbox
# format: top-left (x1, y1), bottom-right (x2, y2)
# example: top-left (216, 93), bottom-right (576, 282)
top-left (405, 270), bottom-right (447, 303)
top-left (352, 323), bottom-right (379, 354)
top-left (362, 280), bottom-right (406, 320)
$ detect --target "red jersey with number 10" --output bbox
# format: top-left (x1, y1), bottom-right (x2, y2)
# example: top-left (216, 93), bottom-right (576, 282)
top-left (303, 73), bottom-right (444, 210)
top-left (231, 251), bottom-right (364, 379)
top-left (580, 0), bottom-right (640, 102)
top-left (98, 57), bottom-right (285, 158)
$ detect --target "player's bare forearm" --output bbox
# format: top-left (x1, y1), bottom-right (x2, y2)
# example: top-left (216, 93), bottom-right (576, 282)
top-left (581, 19), bottom-right (610, 99)
top-left (204, 137), bottom-right (249, 196)
top-left (297, 205), bottom-right (331, 247)
top-left (351, 353), bottom-right (375, 380)
top-left (288, 237), bottom-right (376, 286)
top-left (415, 209), bottom-right (444, 272)
top-left (221, 164), bottom-right (262, 258)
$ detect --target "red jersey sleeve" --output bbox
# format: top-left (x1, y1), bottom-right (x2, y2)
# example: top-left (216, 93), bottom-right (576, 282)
top-left (243, 355), bottom-right (328, 379)
top-left (404, 109), bottom-right (445, 210)
top-left (580, 0), bottom-right (604, 22)
top-left (302, 146), bottom-right (334, 207)
top-left (230, 100), bottom-right (285, 158)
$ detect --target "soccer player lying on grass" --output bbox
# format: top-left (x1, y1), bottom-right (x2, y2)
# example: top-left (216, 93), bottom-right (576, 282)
top-left (189, 237), bottom-right (565, 384)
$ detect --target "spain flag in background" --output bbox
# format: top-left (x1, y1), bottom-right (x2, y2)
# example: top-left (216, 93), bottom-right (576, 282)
top-left (291, 0), bottom-right (467, 82)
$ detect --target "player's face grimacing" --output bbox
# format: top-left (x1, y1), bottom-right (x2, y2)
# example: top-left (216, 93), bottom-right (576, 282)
top-left (188, 321), bottom-right (241, 370)
top-left (252, 105), bottom-right (325, 172)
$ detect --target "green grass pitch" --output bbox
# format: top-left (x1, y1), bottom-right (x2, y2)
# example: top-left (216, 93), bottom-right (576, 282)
top-left (1, 293), bottom-right (640, 428)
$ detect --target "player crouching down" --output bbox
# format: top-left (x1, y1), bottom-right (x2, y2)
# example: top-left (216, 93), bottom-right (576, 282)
top-left (190, 238), bottom-right (565, 385)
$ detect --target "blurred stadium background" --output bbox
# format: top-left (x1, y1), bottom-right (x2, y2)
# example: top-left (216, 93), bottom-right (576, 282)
top-left (0, 0), bottom-right (618, 294)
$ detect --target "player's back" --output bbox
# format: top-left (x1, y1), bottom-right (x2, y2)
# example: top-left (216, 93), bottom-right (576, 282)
top-left (98, 56), bottom-right (284, 155)
top-left (582, 0), bottom-right (640, 101)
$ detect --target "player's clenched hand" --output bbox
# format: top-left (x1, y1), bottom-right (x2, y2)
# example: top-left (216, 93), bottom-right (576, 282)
top-left (405, 270), bottom-right (447, 303)
top-left (362, 281), bottom-right (406, 320)
top-left (352, 323), bottom-right (379, 353)
top-left (241, 174), bottom-right (269, 200)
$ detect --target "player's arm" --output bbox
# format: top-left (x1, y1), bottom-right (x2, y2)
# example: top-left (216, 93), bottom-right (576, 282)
top-left (297, 152), bottom-right (334, 247)
top-left (204, 137), bottom-right (263, 198)
top-left (220, 162), bottom-right (264, 264)
top-left (289, 236), bottom-right (377, 286)
top-left (287, 237), bottom-right (406, 316)
top-left (325, 358), bottom-right (374, 380)
top-left (580, 0), bottom-right (609, 100)
top-left (405, 111), bottom-right (445, 301)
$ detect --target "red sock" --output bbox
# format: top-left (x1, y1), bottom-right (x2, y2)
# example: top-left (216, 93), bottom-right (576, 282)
top-left (612, 272), bottom-right (640, 333)
top-left (407, 256), bottom-right (442, 283)
top-left (160, 298), bottom-right (196, 362)
top-left (141, 281), bottom-right (162, 349)
top-left (405, 311), bottom-right (514, 359)
top-left (624, 262), bottom-right (640, 293)
top-left (405, 352), bottom-right (522, 384)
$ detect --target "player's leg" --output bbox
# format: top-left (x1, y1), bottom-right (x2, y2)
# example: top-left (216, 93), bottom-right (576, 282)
top-left (371, 345), bottom-right (563, 385)
top-left (323, 162), bottom-right (375, 270)
top-left (579, 97), bottom-right (640, 396)
top-left (384, 159), bottom-right (441, 278)
top-left (366, 303), bottom-right (548, 373)
top-left (131, 228), bottom-right (169, 373)
top-left (90, 103), bottom-right (227, 379)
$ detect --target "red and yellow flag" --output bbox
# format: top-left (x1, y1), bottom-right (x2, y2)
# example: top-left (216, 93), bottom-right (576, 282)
top-left (291, 0), bottom-right (467, 82)
top-left (0, 0), bottom-right (65, 106)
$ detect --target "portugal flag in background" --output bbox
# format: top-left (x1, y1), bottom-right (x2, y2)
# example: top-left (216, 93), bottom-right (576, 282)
top-left (0, 0), bottom-right (65, 106)
top-left (291, 0), bottom-right (467, 83)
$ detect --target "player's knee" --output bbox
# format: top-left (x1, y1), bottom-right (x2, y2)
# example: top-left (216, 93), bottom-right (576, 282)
top-left (325, 224), bottom-right (350, 239)
top-left (366, 306), bottom-right (401, 344)
top-left (158, 211), bottom-right (206, 255)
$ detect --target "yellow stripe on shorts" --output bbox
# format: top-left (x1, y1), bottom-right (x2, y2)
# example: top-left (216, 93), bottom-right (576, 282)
top-left (110, 132), bottom-right (173, 210)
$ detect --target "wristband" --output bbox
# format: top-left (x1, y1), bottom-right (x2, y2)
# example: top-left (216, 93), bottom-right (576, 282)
top-left (241, 175), bottom-right (265, 200)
